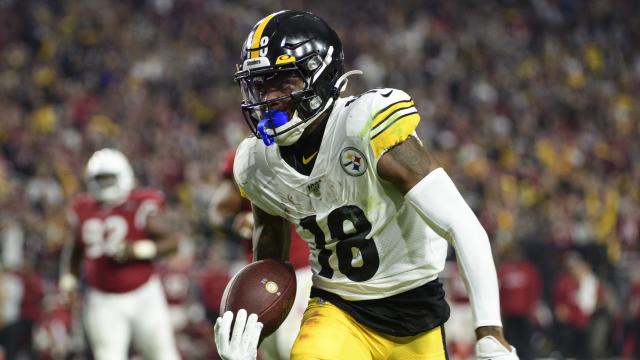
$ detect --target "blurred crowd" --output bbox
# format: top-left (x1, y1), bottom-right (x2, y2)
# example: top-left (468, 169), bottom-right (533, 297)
top-left (0, 0), bottom-right (638, 359)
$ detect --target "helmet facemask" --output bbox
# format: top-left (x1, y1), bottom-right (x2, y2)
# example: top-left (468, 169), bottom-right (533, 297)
top-left (86, 173), bottom-right (123, 204)
top-left (235, 49), bottom-right (343, 146)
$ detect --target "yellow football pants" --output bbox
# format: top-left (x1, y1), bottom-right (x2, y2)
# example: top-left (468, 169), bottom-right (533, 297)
top-left (290, 298), bottom-right (448, 360)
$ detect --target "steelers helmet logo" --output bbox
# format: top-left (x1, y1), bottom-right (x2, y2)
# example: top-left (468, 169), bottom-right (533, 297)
top-left (265, 281), bottom-right (279, 294)
top-left (340, 147), bottom-right (367, 177)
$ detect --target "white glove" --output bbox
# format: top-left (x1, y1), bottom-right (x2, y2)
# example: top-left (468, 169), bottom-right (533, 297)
top-left (476, 336), bottom-right (519, 360)
top-left (58, 273), bottom-right (78, 293)
top-left (214, 309), bottom-right (263, 360)
top-left (111, 239), bottom-right (157, 262)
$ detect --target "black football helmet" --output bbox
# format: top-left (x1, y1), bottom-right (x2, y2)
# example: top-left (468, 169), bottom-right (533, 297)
top-left (234, 10), bottom-right (346, 146)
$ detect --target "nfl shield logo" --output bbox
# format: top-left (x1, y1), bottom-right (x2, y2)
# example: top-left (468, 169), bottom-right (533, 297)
top-left (339, 147), bottom-right (367, 177)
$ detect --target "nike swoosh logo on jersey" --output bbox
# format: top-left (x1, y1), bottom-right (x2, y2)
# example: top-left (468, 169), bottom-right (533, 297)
top-left (381, 90), bottom-right (394, 97)
top-left (302, 151), bottom-right (319, 165)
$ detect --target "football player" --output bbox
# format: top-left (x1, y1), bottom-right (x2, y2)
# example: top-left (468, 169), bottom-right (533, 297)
top-left (214, 10), bottom-right (518, 360)
top-left (59, 148), bottom-right (181, 360)
top-left (209, 148), bottom-right (313, 360)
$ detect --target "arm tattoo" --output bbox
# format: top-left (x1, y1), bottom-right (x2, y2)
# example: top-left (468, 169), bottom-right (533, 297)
top-left (386, 136), bottom-right (435, 177)
top-left (377, 135), bottom-right (439, 194)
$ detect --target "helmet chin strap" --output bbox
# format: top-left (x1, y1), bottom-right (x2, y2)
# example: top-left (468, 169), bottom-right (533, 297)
top-left (271, 69), bottom-right (364, 146)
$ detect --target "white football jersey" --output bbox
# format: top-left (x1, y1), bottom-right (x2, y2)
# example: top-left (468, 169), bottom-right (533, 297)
top-left (234, 88), bottom-right (449, 301)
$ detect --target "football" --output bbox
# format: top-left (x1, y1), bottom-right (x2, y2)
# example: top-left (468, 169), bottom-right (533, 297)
top-left (220, 259), bottom-right (297, 338)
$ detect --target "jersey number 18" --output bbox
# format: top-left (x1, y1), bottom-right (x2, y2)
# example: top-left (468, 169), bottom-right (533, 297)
top-left (300, 205), bottom-right (380, 282)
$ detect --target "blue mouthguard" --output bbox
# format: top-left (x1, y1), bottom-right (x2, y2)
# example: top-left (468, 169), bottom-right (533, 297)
top-left (256, 110), bottom-right (289, 146)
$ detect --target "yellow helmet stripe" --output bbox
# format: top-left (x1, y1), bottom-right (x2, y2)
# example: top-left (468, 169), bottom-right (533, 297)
top-left (250, 14), bottom-right (276, 59)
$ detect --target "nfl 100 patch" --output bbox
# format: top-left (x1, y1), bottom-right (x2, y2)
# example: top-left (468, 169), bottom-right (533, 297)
top-left (339, 147), bottom-right (367, 177)
top-left (307, 180), bottom-right (322, 197)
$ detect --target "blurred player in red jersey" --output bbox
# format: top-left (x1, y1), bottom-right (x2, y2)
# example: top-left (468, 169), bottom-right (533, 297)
top-left (209, 148), bottom-right (311, 359)
top-left (59, 148), bottom-right (182, 360)
top-left (552, 252), bottom-right (606, 358)
top-left (497, 244), bottom-right (542, 359)
top-left (33, 294), bottom-right (75, 359)
top-left (443, 262), bottom-right (475, 359)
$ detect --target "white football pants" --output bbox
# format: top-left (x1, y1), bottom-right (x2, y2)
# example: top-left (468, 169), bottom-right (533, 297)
top-left (83, 276), bottom-right (180, 360)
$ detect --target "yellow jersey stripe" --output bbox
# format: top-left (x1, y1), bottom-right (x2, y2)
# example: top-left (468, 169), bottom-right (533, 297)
top-left (370, 112), bottom-right (420, 157)
top-left (371, 99), bottom-right (414, 128)
top-left (371, 107), bottom-right (416, 138)
top-left (250, 14), bottom-right (276, 58)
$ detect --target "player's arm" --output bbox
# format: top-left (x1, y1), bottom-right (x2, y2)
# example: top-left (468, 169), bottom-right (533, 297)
top-left (213, 203), bottom-right (284, 360)
top-left (251, 203), bottom-right (291, 262)
top-left (209, 179), bottom-right (244, 229)
top-left (59, 213), bottom-right (83, 294)
top-left (377, 136), bottom-right (516, 358)
top-left (116, 209), bottom-right (184, 262)
top-left (59, 239), bottom-right (83, 293)
top-left (144, 210), bottom-right (184, 257)
top-left (209, 180), bottom-right (254, 239)
top-left (65, 239), bottom-right (84, 279)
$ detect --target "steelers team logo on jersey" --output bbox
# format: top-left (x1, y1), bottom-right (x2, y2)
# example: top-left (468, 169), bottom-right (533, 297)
top-left (340, 147), bottom-right (367, 177)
